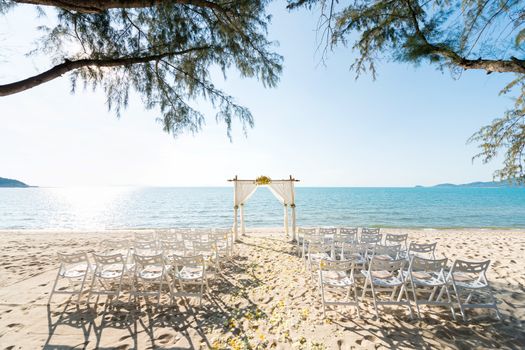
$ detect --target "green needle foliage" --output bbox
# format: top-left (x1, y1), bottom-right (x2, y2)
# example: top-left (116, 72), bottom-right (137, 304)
top-left (288, 0), bottom-right (525, 182)
top-left (0, 0), bottom-right (282, 137)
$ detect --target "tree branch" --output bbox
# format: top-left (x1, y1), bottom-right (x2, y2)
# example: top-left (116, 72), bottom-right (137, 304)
top-left (13, 0), bottom-right (226, 14)
top-left (404, 0), bottom-right (525, 74)
top-left (0, 46), bottom-right (211, 96)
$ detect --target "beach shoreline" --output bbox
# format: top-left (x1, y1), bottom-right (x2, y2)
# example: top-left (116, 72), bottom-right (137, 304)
top-left (0, 228), bottom-right (524, 349)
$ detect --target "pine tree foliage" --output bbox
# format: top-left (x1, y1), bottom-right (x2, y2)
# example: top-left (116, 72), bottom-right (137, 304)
top-left (0, 0), bottom-right (282, 137)
top-left (288, 0), bottom-right (525, 182)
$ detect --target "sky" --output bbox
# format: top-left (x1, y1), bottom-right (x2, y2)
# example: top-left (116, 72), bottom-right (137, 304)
top-left (0, 1), bottom-right (515, 187)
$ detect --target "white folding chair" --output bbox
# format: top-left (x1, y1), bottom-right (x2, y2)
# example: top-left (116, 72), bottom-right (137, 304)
top-left (333, 228), bottom-right (358, 259)
top-left (169, 254), bottom-right (207, 306)
top-left (302, 230), bottom-right (323, 263)
top-left (407, 242), bottom-right (437, 260)
top-left (406, 256), bottom-right (455, 319)
top-left (48, 252), bottom-right (93, 304)
top-left (361, 257), bottom-right (413, 318)
top-left (130, 254), bottom-right (171, 306)
top-left (306, 242), bottom-right (332, 278)
top-left (444, 259), bottom-right (501, 321)
top-left (215, 228), bottom-right (234, 256)
top-left (297, 227), bottom-right (317, 256)
top-left (88, 253), bottom-right (127, 305)
top-left (210, 231), bottom-right (231, 261)
top-left (318, 258), bottom-right (360, 318)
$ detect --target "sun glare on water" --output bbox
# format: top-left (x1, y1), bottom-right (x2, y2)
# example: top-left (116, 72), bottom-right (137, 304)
top-left (43, 186), bottom-right (135, 230)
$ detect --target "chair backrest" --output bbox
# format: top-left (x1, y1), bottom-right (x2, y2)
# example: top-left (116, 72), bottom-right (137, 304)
top-left (339, 227), bottom-right (358, 235)
top-left (298, 227), bottom-right (317, 234)
top-left (304, 231), bottom-right (323, 244)
top-left (133, 240), bottom-right (158, 255)
top-left (360, 232), bottom-right (382, 244)
top-left (450, 259), bottom-right (490, 275)
top-left (369, 257), bottom-right (406, 272)
top-left (449, 259), bottom-right (490, 285)
top-left (319, 258), bottom-right (354, 272)
top-left (160, 240), bottom-right (185, 257)
top-left (409, 256), bottom-right (447, 272)
top-left (373, 244), bottom-right (401, 259)
top-left (133, 253), bottom-right (165, 268)
top-left (193, 240), bottom-right (216, 255)
top-left (408, 242), bottom-right (437, 258)
top-left (157, 230), bottom-right (178, 241)
top-left (384, 233), bottom-right (408, 247)
top-left (335, 228), bottom-right (358, 244)
top-left (362, 227), bottom-right (380, 234)
top-left (58, 252), bottom-right (89, 265)
top-left (319, 227), bottom-right (337, 235)
top-left (92, 253), bottom-right (125, 266)
top-left (100, 239), bottom-right (130, 255)
top-left (134, 231), bottom-right (155, 242)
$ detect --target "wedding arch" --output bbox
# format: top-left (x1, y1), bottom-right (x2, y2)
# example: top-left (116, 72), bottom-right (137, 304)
top-left (228, 175), bottom-right (299, 242)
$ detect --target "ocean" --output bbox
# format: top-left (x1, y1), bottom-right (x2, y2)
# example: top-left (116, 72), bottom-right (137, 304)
top-left (0, 186), bottom-right (524, 230)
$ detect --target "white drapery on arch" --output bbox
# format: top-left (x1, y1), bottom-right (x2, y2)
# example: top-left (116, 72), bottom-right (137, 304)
top-left (230, 176), bottom-right (298, 241)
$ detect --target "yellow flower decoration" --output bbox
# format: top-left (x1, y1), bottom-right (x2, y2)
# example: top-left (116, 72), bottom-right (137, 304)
top-left (255, 175), bottom-right (271, 185)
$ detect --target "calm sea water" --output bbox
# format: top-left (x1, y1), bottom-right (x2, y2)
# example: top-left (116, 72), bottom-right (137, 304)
top-left (0, 187), bottom-right (524, 229)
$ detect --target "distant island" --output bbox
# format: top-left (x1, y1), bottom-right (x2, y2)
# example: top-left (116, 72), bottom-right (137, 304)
top-left (416, 180), bottom-right (524, 188)
top-left (0, 177), bottom-right (31, 188)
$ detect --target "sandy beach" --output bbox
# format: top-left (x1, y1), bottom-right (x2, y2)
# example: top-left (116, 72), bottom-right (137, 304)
top-left (0, 228), bottom-right (524, 349)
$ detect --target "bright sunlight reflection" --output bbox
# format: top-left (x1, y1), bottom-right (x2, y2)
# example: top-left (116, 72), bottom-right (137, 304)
top-left (44, 187), bottom-right (135, 229)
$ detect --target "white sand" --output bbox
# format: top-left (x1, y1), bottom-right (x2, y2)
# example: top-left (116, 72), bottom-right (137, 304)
top-left (0, 228), bottom-right (524, 349)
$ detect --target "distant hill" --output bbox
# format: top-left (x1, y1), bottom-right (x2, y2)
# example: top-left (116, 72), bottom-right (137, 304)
top-left (0, 177), bottom-right (30, 188)
top-left (418, 180), bottom-right (524, 188)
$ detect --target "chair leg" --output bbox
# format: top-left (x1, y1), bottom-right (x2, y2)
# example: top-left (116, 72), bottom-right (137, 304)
top-left (410, 282), bottom-right (421, 319)
top-left (487, 286), bottom-right (502, 320)
top-left (370, 283), bottom-right (379, 318)
top-left (361, 278), bottom-right (369, 300)
top-left (157, 280), bottom-right (163, 307)
top-left (320, 282), bottom-right (326, 318)
top-left (401, 284), bottom-right (413, 319)
top-left (87, 275), bottom-right (97, 306)
top-left (451, 283), bottom-right (467, 321)
top-left (353, 285), bottom-right (361, 318)
top-left (442, 285), bottom-right (456, 320)
top-left (48, 273), bottom-right (60, 305)
top-left (77, 273), bottom-right (88, 304)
